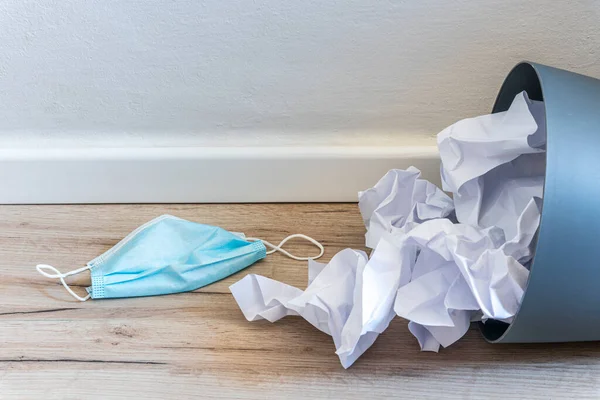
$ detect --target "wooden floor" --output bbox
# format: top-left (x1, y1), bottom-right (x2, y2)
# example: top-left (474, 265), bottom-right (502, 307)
top-left (1, 204), bottom-right (599, 399)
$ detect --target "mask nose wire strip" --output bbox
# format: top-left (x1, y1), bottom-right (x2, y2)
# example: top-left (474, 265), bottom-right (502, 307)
top-left (35, 264), bottom-right (91, 302)
top-left (247, 234), bottom-right (325, 261)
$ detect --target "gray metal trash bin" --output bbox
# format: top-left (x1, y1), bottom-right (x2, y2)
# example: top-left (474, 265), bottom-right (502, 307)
top-left (480, 62), bottom-right (600, 343)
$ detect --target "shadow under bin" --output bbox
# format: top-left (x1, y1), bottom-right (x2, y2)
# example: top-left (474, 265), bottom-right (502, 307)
top-left (480, 62), bottom-right (600, 343)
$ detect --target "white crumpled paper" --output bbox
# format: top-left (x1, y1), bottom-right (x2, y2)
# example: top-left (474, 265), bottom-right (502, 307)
top-left (230, 90), bottom-right (545, 367)
top-left (439, 91), bottom-right (545, 239)
top-left (358, 167), bottom-right (455, 249)
top-left (231, 249), bottom-right (379, 368)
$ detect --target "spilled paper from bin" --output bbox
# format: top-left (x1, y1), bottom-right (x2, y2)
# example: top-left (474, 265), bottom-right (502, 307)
top-left (230, 91), bottom-right (546, 368)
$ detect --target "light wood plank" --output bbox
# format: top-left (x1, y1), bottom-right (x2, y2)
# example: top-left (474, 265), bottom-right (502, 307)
top-left (0, 204), bottom-right (599, 399)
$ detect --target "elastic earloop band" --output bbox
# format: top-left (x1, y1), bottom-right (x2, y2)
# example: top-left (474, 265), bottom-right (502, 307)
top-left (36, 264), bottom-right (91, 302)
top-left (247, 234), bottom-right (325, 261)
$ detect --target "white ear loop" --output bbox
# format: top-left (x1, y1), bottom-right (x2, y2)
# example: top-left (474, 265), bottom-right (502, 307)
top-left (246, 234), bottom-right (325, 261)
top-left (35, 264), bottom-right (91, 302)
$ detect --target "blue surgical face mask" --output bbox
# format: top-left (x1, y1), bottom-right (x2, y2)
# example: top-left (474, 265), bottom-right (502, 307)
top-left (36, 214), bottom-right (323, 301)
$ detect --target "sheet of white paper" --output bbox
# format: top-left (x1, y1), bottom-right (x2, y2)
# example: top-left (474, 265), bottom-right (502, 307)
top-left (336, 238), bottom-right (411, 364)
top-left (229, 274), bottom-right (303, 322)
top-left (500, 196), bottom-right (542, 264)
top-left (408, 321), bottom-right (440, 352)
top-left (388, 219), bottom-right (515, 348)
top-left (307, 259), bottom-right (326, 286)
top-left (438, 91), bottom-right (545, 193)
top-left (231, 249), bottom-right (390, 368)
top-left (384, 221), bottom-right (525, 348)
top-left (285, 249), bottom-right (368, 338)
top-left (439, 91), bottom-right (545, 243)
top-left (359, 167), bottom-right (454, 248)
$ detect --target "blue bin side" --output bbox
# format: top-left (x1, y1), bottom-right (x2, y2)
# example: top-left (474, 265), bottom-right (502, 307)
top-left (481, 62), bottom-right (600, 343)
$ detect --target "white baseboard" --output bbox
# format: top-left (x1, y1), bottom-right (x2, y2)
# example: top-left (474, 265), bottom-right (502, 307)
top-left (0, 146), bottom-right (440, 204)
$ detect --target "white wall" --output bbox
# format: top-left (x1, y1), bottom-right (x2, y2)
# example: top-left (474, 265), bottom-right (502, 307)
top-left (0, 0), bottom-right (599, 148)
